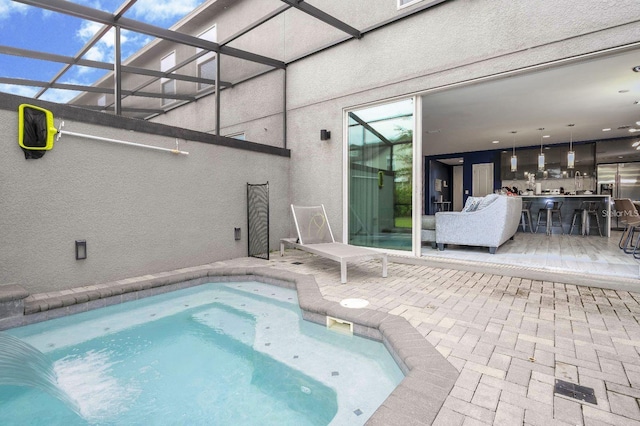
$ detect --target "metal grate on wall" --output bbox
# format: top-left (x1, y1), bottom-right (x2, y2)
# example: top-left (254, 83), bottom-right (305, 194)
top-left (247, 182), bottom-right (269, 260)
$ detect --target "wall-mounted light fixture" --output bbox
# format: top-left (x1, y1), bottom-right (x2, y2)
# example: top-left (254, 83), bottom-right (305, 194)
top-left (537, 128), bottom-right (545, 171)
top-left (320, 129), bottom-right (331, 140)
top-left (234, 227), bottom-right (241, 241)
top-left (567, 124), bottom-right (575, 169)
top-left (75, 240), bottom-right (87, 260)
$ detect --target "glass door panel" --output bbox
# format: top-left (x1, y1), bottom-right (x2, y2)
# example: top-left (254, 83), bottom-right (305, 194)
top-left (347, 99), bottom-right (414, 251)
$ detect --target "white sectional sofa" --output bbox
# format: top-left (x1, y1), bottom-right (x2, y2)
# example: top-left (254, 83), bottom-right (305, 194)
top-left (435, 194), bottom-right (522, 254)
top-left (421, 215), bottom-right (437, 248)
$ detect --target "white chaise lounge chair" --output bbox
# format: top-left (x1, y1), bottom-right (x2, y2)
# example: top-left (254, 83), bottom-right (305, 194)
top-left (280, 204), bottom-right (388, 284)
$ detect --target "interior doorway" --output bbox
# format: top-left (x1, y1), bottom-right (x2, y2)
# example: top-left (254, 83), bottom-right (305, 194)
top-left (472, 163), bottom-right (494, 197)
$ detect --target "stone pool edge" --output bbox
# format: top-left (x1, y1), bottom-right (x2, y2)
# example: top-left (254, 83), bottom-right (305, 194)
top-left (0, 264), bottom-right (458, 426)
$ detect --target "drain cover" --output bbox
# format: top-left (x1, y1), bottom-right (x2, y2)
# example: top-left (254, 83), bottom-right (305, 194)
top-left (340, 298), bottom-right (369, 309)
top-left (291, 262), bottom-right (303, 265)
top-left (554, 379), bottom-right (597, 404)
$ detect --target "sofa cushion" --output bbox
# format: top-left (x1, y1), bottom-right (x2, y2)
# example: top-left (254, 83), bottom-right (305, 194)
top-left (421, 229), bottom-right (436, 242)
top-left (477, 193), bottom-right (500, 211)
top-left (421, 215), bottom-right (436, 230)
top-left (462, 196), bottom-right (483, 212)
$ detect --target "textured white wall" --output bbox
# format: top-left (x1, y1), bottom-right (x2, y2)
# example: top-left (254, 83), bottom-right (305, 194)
top-left (152, 70), bottom-right (286, 148)
top-left (287, 0), bottom-right (640, 109)
top-left (281, 0), bottom-right (640, 237)
top-left (0, 106), bottom-right (290, 293)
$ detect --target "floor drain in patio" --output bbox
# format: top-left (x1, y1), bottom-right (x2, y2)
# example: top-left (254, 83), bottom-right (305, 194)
top-left (291, 262), bottom-right (303, 265)
top-left (554, 379), bottom-right (597, 404)
top-left (340, 298), bottom-right (369, 309)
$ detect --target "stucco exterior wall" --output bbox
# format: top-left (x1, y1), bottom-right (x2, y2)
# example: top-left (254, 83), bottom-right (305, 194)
top-left (0, 97), bottom-right (290, 294)
top-left (144, 0), bottom-right (640, 239)
top-left (281, 0), bottom-right (640, 237)
top-left (287, 0), bottom-right (640, 110)
top-left (152, 70), bottom-right (286, 147)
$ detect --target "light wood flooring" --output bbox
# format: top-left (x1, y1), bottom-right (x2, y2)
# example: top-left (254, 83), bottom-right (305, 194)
top-left (420, 230), bottom-right (640, 283)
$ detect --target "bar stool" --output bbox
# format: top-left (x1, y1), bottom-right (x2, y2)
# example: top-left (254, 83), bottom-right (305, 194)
top-left (568, 202), bottom-right (584, 235)
top-left (536, 201), bottom-right (564, 235)
top-left (520, 201), bottom-right (534, 233)
top-left (584, 201), bottom-right (603, 237)
top-left (614, 198), bottom-right (640, 253)
top-left (569, 201), bottom-right (602, 236)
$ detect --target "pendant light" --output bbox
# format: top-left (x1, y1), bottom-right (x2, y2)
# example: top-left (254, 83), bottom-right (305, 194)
top-left (537, 127), bottom-right (545, 171)
top-left (567, 124), bottom-right (575, 169)
top-left (510, 131), bottom-right (518, 172)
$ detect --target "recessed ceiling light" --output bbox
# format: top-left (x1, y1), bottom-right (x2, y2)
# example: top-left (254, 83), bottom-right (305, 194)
top-left (492, 140), bottom-right (499, 144)
top-left (543, 135), bottom-right (550, 138)
top-left (458, 159), bottom-right (463, 163)
top-left (630, 129), bottom-right (639, 133)
top-left (633, 141), bottom-right (640, 147)
top-left (544, 146), bottom-right (551, 150)
top-left (602, 128), bottom-right (612, 131)
top-left (637, 121), bottom-right (640, 126)
top-left (619, 156), bottom-right (624, 159)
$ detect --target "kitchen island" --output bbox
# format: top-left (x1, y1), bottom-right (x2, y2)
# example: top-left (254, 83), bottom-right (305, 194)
top-left (520, 194), bottom-right (611, 237)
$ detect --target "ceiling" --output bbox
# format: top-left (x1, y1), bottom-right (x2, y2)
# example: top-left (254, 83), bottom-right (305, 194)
top-left (421, 47), bottom-right (640, 159)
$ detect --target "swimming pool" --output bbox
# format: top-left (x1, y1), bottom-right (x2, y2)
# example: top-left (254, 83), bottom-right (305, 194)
top-left (0, 281), bottom-right (403, 425)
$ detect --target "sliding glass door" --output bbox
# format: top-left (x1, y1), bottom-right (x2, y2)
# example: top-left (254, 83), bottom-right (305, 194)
top-left (347, 98), bottom-right (414, 251)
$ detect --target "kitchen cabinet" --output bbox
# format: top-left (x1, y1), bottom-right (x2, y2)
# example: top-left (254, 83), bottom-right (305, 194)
top-left (501, 143), bottom-right (595, 180)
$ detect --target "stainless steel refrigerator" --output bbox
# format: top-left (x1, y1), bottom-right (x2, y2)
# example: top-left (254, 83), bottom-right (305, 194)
top-left (597, 162), bottom-right (640, 229)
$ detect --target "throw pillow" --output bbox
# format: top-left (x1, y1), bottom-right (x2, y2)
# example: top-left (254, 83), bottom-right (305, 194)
top-left (462, 196), bottom-right (482, 212)
top-left (477, 193), bottom-right (500, 211)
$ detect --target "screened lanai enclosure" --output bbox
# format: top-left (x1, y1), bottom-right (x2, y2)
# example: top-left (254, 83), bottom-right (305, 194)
top-left (348, 98), bottom-right (414, 251)
top-left (0, 0), bottom-right (445, 128)
top-left (2, 0), bottom-right (436, 256)
top-left (0, 0), bottom-right (371, 131)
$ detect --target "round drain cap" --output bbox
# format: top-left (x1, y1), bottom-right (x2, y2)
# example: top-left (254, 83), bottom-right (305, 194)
top-left (340, 298), bottom-right (369, 309)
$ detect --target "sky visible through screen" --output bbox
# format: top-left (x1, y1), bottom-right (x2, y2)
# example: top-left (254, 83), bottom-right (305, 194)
top-left (0, 0), bottom-right (207, 103)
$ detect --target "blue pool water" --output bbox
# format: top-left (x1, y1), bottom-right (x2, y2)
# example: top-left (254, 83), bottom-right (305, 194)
top-left (0, 282), bottom-right (403, 425)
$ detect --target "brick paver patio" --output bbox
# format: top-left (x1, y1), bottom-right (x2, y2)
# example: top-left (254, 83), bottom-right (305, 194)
top-left (240, 250), bottom-right (640, 425)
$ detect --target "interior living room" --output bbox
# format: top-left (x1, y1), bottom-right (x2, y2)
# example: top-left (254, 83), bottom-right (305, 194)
top-left (416, 46), bottom-right (640, 285)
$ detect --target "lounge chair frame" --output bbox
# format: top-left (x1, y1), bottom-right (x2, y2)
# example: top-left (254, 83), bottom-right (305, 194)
top-left (280, 204), bottom-right (388, 284)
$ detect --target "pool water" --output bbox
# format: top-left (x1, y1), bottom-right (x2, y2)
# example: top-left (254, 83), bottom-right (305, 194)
top-left (0, 282), bottom-right (403, 425)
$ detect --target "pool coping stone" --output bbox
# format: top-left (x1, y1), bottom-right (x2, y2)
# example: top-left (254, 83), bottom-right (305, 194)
top-left (4, 264), bottom-right (458, 425)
